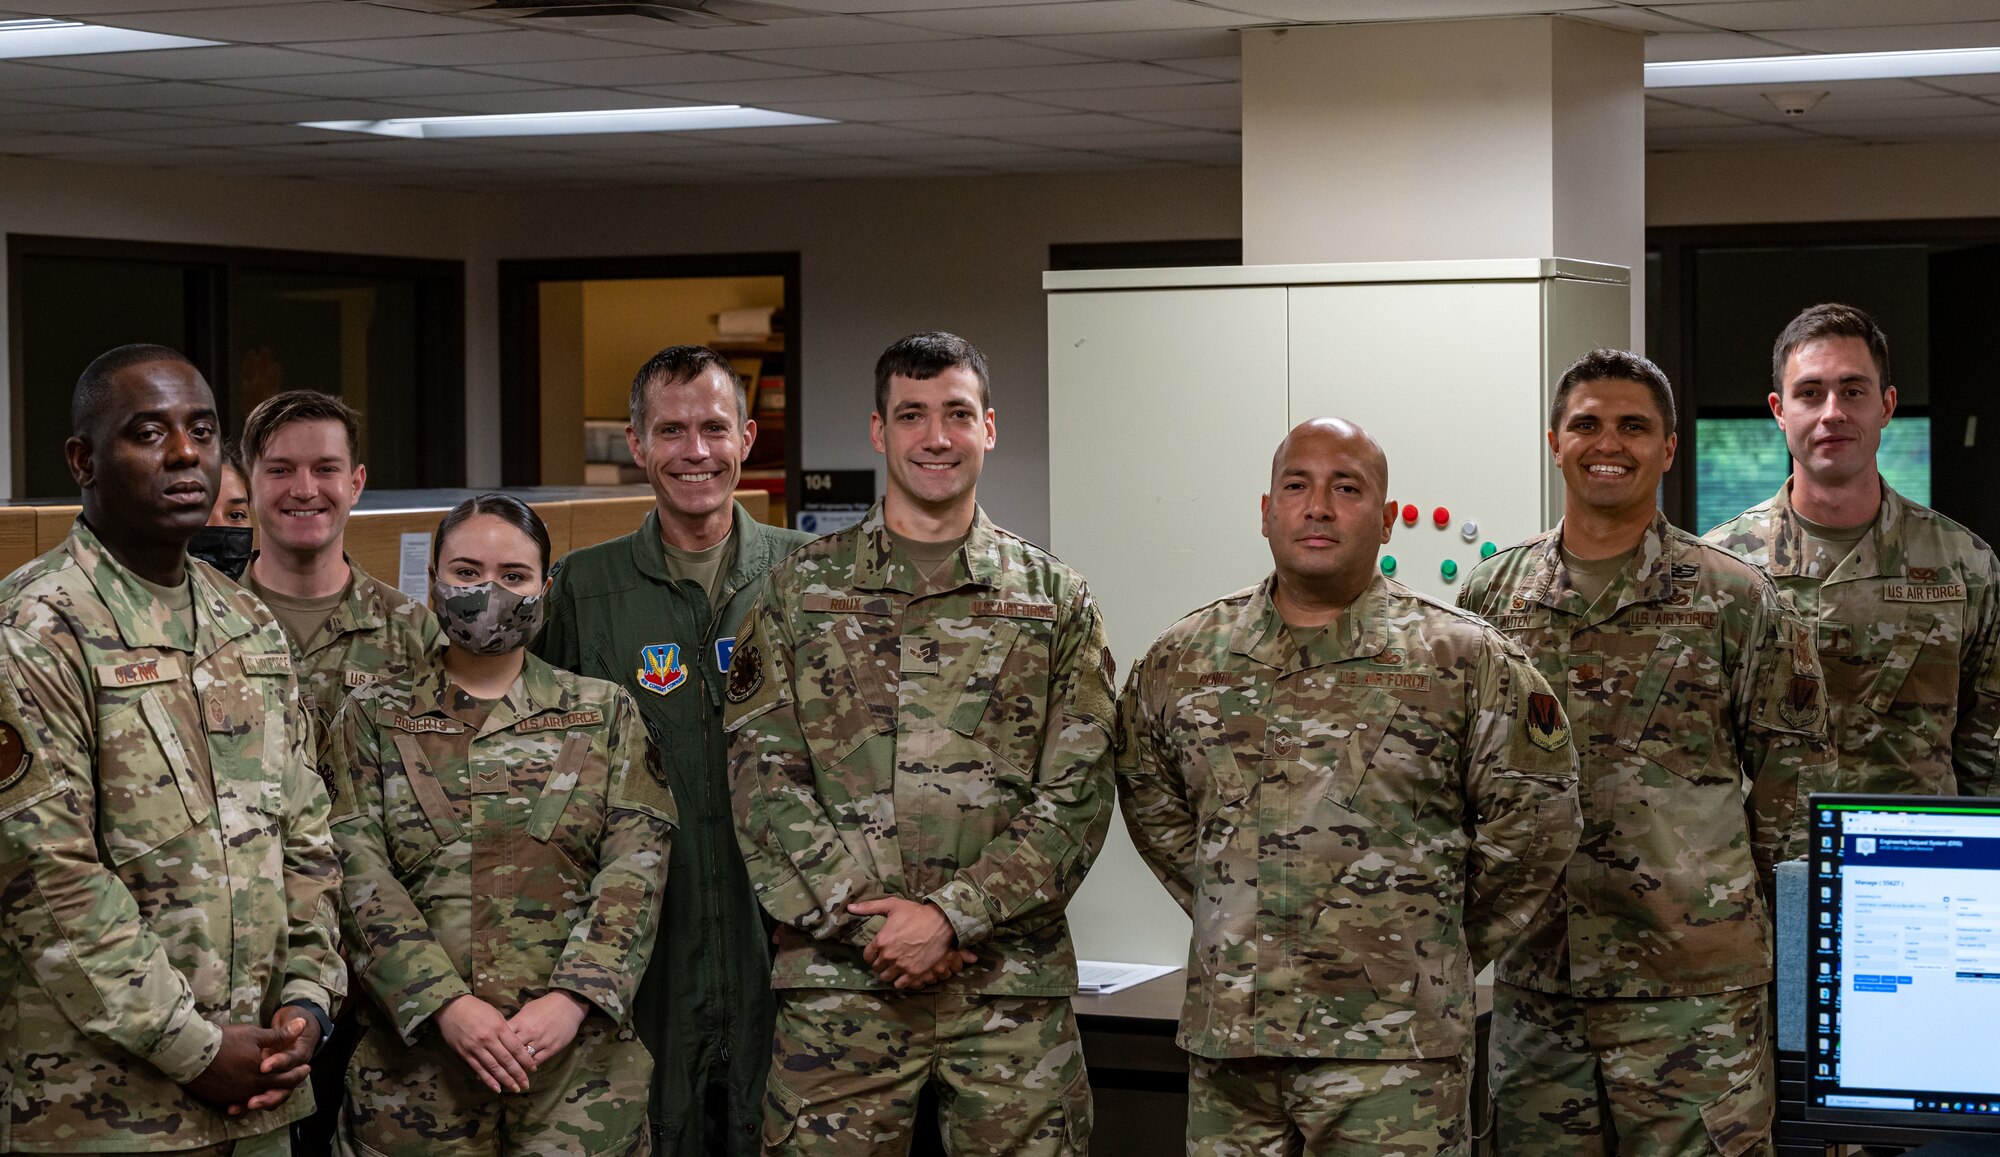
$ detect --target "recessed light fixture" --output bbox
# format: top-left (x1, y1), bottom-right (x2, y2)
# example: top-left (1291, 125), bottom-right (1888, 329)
top-left (0, 17), bottom-right (222, 58)
top-left (1647, 46), bottom-right (2000, 88)
top-left (302, 105), bottom-right (835, 139)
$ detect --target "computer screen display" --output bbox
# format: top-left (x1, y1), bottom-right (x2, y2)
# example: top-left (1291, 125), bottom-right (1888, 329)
top-left (1806, 794), bottom-right (2000, 1131)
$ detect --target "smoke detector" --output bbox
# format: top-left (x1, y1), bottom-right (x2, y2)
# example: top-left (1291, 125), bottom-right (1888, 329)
top-left (1763, 90), bottom-right (1830, 116)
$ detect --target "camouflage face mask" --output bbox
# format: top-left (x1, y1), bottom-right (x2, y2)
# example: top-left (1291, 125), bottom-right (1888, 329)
top-left (431, 579), bottom-right (545, 656)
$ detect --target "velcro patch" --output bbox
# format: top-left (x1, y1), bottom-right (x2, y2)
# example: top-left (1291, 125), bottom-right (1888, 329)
top-left (1333, 669), bottom-right (1433, 692)
top-left (1485, 614), bottom-right (1541, 630)
top-left (516, 709), bottom-right (605, 733)
top-left (1780, 674), bottom-right (1824, 729)
top-left (1632, 611), bottom-right (1719, 629)
top-left (345, 669), bottom-right (376, 688)
top-left (1883, 581), bottom-right (1965, 603)
top-left (1194, 672), bottom-right (1240, 689)
top-left (0, 720), bottom-right (30, 793)
top-left (727, 643), bottom-right (764, 704)
top-left (1671, 563), bottom-right (1700, 580)
top-left (970, 599), bottom-right (1057, 621)
top-left (801, 594), bottom-right (892, 616)
top-left (1524, 691), bottom-right (1569, 751)
top-left (390, 714), bottom-right (465, 735)
top-left (241, 652), bottom-right (292, 676)
top-left (97, 655), bottom-right (181, 688)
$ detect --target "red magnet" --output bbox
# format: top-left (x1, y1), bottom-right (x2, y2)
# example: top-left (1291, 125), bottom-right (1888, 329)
top-left (1432, 506), bottom-right (1450, 528)
top-left (1401, 504), bottom-right (1419, 525)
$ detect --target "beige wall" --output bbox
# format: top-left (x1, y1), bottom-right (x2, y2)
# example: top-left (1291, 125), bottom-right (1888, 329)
top-left (579, 276), bottom-right (782, 420)
top-left (0, 155), bottom-right (1240, 544)
top-left (1649, 141), bottom-right (2000, 225)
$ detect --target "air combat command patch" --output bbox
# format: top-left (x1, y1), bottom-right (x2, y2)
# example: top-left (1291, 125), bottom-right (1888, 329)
top-left (636, 643), bottom-right (687, 697)
top-left (1780, 674), bottom-right (1824, 729)
top-left (1525, 691), bottom-right (1570, 752)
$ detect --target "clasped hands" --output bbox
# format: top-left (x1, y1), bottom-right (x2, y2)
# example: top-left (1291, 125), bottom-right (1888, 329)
top-left (432, 990), bottom-right (591, 1094)
top-left (851, 897), bottom-right (977, 990)
top-left (184, 1007), bottom-right (321, 1116)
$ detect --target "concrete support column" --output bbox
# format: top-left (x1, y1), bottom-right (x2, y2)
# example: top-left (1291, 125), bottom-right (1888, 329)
top-left (1241, 16), bottom-right (1646, 341)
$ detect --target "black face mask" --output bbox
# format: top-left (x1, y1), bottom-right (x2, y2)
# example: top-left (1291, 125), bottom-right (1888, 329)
top-left (188, 526), bottom-right (253, 580)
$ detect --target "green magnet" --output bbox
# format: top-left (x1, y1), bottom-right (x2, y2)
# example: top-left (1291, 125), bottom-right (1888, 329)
top-left (1480, 541), bottom-right (1497, 558)
top-left (1440, 559), bottom-right (1459, 580)
top-left (1381, 556), bottom-right (1397, 575)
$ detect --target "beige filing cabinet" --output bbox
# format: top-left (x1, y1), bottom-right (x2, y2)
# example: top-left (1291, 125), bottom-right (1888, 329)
top-left (1046, 257), bottom-right (1629, 967)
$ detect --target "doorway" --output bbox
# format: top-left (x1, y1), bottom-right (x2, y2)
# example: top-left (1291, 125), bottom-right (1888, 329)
top-left (497, 253), bottom-right (802, 525)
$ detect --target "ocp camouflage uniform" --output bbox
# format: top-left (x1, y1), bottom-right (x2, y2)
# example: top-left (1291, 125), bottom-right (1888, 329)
top-left (1706, 478), bottom-right (2000, 798)
top-left (1117, 573), bottom-right (1582, 1156)
top-left (1459, 514), bottom-right (1837, 1157)
top-left (0, 519), bottom-right (345, 1153)
top-left (270, 555), bottom-right (438, 1157)
top-left (727, 502), bottom-right (1116, 1156)
top-left (271, 554), bottom-right (441, 746)
top-left (325, 650), bottom-right (675, 1157)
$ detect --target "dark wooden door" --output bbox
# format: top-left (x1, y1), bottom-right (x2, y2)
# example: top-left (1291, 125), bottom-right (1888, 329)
top-left (1928, 243), bottom-right (2000, 546)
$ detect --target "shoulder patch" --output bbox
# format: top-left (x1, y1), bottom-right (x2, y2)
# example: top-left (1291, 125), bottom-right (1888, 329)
top-left (727, 643), bottom-right (764, 704)
top-left (96, 655), bottom-right (181, 688)
top-left (715, 636), bottom-right (736, 673)
top-left (516, 708), bottom-right (605, 733)
top-left (636, 643), bottom-right (687, 696)
top-left (1524, 692), bottom-right (1570, 752)
top-left (0, 720), bottom-right (29, 793)
top-left (1780, 674), bottom-right (1824, 730)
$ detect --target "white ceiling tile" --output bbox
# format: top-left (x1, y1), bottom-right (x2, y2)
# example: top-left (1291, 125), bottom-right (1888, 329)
top-left (1643, 31), bottom-right (1799, 61)
top-left (1209, 0), bottom-right (1606, 19)
top-left (169, 97), bottom-right (461, 122)
top-left (0, 131), bottom-right (166, 152)
top-left (1929, 73), bottom-right (2000, 95)
top-left (25, 79), bottom-right (270, 106)
top-left (102, 2), bottom-right (487, 42)
top-left (734, 38), bottom-right (1091, 72)
top-left (0, 106), bottom-right (201, 131)
top-left (103, 120), bottom-right (348, 144)
top-left (969, 149), bottom-right (1149, 169)
top-left (802, 134), bottom-right (1052, 157)
top-left (303, 29), bottom-right (662, 65)
top-left (1016, 80), bottom-right (1235, 111)
top-left (1758, 94), bottom-right (2000, 124)
top-left (1643, 98), bottom-right (1756, 127)
top-left (747, 155), bottom-right (947, 176)
top-left (1125, 104), bottom-right (1239, 129)
top-left (1771, 21), bottom-right (2000, 53)
top-left (872, 0), bottom-right (1256, 37)
top-left (467, 53), bottom-right (814, 87)
top-left (752, 92), bottom-right (1066, 120)
top-left (1662, 0), bottom-right (1994, 33)
top-left (1659, 77), bottom-right (1940, 107)
top-left (6, 0), bottom-right (319, 11)
top-left (62, 146), bottom-right (266, 167)
top-left (568, 14), bottom-right (958, 51)
top-left (1014, 28), bottom-right (1241, 59)
top-left (667, 120), bottom-right (936, 145)
top-left (0, 96), bottom-right (70, 114)
top-left (624, 74), bottom-right (946, 104)
top-left (208, 66), bottom-right (561, 98)
top-left (1101, 141), bottom-right (1239, 163)
top-left (902, 110), bottom-right (1166, 135)
top-left (1827, 115), bottom-right (2000, 141)
top-left (1035, 126), bottom-right (1236, 148)
top-left (897, 61), bottom-right (1202, 92)
top-left (0, 59), bottom-right (172, 87)
top-left (710, 0), bottom-right (1098, 11)
top-left (50, 45), bottom-right (404, 79)
top-left (1565, 7), bottom-right (1698, 33)
top-left (1645, 121), bottom-right (1823, 147)
top-left (389, 89), bottom-right (703, 113)
top-left (1159, 55), bottom-right (1238, 79)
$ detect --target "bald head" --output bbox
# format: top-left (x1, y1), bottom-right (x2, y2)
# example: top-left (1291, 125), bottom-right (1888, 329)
top-left (1270, 417), bottom-right (1389, 499)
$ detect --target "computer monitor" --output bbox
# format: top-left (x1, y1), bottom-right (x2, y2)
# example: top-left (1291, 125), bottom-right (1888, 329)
top-left (1805, 794), bottom-right (2000, 1134)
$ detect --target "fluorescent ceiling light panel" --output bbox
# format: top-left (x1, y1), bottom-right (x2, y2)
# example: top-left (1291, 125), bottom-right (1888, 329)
top-left (303, 105), bottom-right (835, 139)
top-left (0, 17), bottom-right (221, 58)
top-left (1647, 46), bottom-right (2000, 88)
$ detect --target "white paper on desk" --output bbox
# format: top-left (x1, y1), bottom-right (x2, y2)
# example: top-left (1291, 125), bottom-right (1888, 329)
top-left (398, 532), bottom-right (432, 602)
top-left (1076, 961), bottom-right (1178, 995)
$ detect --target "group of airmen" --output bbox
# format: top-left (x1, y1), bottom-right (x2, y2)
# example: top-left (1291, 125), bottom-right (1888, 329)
top-left (0, 301), bottom-right (1987, 1157)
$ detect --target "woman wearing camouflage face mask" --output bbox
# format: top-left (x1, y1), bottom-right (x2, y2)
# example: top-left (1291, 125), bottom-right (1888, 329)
top-left (322, 494), bottom-right (678, 1156)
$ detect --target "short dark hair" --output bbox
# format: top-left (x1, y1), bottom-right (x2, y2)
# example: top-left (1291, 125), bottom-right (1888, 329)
top-left (241, 390), bottom-right (361, 466)
top-left (433, 492), bottom-right (552, 578)
top-left (873, 332), bottom-right (990, 417)
top-left (629, 345), bottom-right (747, 433)
top-left (1548, 349), bottom-right (1677, 432)
top-left (72, 343), bottom-right (195, 439)
top-left (1772, 302), bottom-right (1891, 393)
top-left (221, 438), bottom-right (246, 481)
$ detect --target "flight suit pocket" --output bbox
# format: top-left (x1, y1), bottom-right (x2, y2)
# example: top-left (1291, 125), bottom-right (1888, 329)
top-left (1620, 635), bottom-right (1725, 784)
top-left (98, 695), bottom-right (202, 866)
